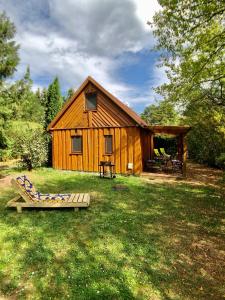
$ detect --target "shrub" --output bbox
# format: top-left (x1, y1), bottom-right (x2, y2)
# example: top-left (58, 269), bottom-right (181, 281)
top-left (0, 149), bottom-right (12, 162)
top-left (13, 126), bottom-right (48, 170)
top-left (216, 153), bottom-right (225, 169)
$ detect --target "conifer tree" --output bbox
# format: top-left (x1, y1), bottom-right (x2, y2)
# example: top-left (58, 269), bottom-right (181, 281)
top-left (0, 12), bottom-right (19, 83)
top-left (45, 77), bottom-right (63, 165)
top-left (45, 77), bottom-right (63, 128)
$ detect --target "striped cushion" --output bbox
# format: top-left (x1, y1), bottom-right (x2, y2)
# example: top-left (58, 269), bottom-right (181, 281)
top-left (16, 175), bottom-right (71, 201)
top-left (34, 192), bottom-right (71, 201)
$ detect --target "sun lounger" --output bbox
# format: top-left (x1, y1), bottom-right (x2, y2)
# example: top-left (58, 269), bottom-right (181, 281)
top-left (7, 175), bottom-right (90, 213)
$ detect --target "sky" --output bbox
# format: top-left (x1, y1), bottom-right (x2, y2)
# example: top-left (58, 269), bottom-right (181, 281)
top-left (0, 0), bottom-right (166, 113)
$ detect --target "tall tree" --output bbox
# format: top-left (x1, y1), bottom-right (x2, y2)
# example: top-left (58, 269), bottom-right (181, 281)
top-left (152, 0), bottom-right (225, 107)
top-left (152, 0), bottom-right (225, 167)
top-left (45, 77), bottom-right (63, 166)
top-left (0, 11), bottom-right (19, 83)
top-left (45, 77), bottom-right (63, 128)
top-left (66, 88), bottom-right (74, 101)
top-left (141, 100), bottom-right (181, 125)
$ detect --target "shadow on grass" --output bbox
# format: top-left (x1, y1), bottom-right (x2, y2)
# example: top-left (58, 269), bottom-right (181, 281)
top-left (0, 172), bottom-right (224, 299)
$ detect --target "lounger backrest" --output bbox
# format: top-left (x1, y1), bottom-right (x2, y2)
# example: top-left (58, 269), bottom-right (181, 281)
top-left (154, 149), bottom-right (160, 156)
top-left (160, 148), bottom-right (165, 154)
top-left (12, 175), bottom-right (37, 202)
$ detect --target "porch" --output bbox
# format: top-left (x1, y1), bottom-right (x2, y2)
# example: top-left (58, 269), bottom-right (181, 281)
top-left (141, 125), bottom-right (191, 176)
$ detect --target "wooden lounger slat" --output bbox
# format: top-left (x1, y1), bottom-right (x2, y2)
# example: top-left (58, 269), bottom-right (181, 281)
top-left (83, 194), bottom-right (89, 203)
top-left (73, 194), bottom-right (80, 202)
top-left (77, 193), bottom-right (84, 202)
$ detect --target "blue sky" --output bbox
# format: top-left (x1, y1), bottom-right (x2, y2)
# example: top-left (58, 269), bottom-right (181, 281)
top-left (0, 0), bottom-right (166, 113)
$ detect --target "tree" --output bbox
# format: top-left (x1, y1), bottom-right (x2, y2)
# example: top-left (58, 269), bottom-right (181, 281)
top-left (45, 77), bottom-right (63, 128)
top-left (0, 12), bottom-right (19, 83)
top-left (45, 77), bottom-right (63, 166)
top-left (141, 100), bottom-right (181, 125)
top-left (152, 0), bottom-right (225, 168)
top-left (65, 88), bottom-right (74, 102)
top-left (184, 101), bottom-right (225, 167)
top-left (13, 125), bottom-right (48, 171)
top-left (152, 0), bottom-right (225, 107)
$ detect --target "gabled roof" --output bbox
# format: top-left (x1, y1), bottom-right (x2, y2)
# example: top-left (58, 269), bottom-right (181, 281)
top-left (47, 76), bottom-right (147, 130)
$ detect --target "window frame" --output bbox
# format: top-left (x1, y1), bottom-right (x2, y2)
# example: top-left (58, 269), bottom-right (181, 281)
top-left (71, 135), bottom-right (83, 154)
top-left (104, 135), bottom-right (113, 155)
top-left (85, 92), bottom-right (97, 111)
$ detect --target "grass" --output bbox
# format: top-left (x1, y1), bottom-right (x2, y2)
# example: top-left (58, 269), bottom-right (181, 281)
top-left (0, 168), bottom-right (224, 299)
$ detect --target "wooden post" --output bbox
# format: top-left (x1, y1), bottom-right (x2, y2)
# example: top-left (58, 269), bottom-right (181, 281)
top-left (150, 133), bottom-right (154, 159)
top-left (17, 205), bottom-right (22, 213)
top-left (182, 135), bottom-right (187, 177)
top-left (177, 134), bottom-right (183, 161)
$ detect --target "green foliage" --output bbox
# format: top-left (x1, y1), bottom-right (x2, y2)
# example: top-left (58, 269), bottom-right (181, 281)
top-left (152, 0), bottom-right (225, 168)
top-left (153, 0), bottom-right (225, 107)
top-left (65, 88), bottom-right (74, 102)
top-left (141, 100), bottom-right (181, 125)
top-left (44, 77), bottom-right (63, 166)
top-left (45, 77), bottom-right (63, 128)
top-left (12, 124), bottom-right (47, 170)
top-left (0, 11), bottom-right (19, 82)
top-left (185, 103), bottom-right (225, 167)
top-left (216, 153), bottom-right (225, 169)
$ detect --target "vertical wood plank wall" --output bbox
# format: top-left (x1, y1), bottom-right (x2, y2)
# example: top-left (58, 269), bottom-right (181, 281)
top-left (52, 127), bottom-right (143, 174)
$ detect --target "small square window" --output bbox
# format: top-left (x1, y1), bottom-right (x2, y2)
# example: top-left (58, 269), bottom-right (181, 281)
top-left (105, 135), bottom-right (113, 154)
top-left (85, 93), bottom-right (97, 110)
top-left (72, 136), bottom-right (82, 153)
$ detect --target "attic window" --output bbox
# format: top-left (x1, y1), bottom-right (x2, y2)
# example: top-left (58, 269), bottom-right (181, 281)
top-left (85, 93), bottom-right (97, 110)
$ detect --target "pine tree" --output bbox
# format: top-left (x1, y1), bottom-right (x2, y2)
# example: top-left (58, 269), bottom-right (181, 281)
top-left (45, 77), bottom-right (63, 128)
top-left (45, 77), bottom-right (63, 165)
top-left (0, 12), bottom-right (19, 83)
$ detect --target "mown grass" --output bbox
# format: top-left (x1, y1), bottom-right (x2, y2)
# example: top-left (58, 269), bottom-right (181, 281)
top-left (0, 168), bottom-right (224, 299)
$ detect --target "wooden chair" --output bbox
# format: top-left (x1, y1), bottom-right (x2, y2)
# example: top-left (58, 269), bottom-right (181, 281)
top-left (7, 176), bottom-right (90, 213)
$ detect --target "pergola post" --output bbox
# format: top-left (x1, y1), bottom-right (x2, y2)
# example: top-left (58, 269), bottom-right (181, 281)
top-left (178, 133), bottom-right (187, 177)
top-left (177, 134), bottom-right (183, 161)
top-left (182, 135), bottom-right (188, 177)
top-left (150, 133), bottom-right (154, 159)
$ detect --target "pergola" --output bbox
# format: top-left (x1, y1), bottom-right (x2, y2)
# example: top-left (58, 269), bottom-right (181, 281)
top-left (147, 125), bottom-right (191, 175)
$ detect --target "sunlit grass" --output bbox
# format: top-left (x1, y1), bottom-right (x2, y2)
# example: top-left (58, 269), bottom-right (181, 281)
top-left (0, 168), bottom-right (224, 299)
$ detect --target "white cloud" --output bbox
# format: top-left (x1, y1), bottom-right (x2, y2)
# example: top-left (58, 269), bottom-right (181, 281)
top-left (0, 0), bottom-right (163, 109)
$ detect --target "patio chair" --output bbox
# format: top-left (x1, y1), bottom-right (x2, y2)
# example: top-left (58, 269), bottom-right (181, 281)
top-left (159, 148), bottom-right (171, 159)
top-left (6, 175), bottom-right (90, 213)
top-left (154, 149), bottom-right (161, 158)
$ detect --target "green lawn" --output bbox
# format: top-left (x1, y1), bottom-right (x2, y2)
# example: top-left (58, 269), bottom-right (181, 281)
top-left (0, 168), bottom-right (224, 300)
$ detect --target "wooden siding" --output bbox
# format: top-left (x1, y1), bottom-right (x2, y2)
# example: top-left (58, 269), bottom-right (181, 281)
top-left (141, 130), bottom-right (154, 170)
top-left (52, 127), bottom-right (142, 174)
top-left (53, 83), bottom-right (136, 129)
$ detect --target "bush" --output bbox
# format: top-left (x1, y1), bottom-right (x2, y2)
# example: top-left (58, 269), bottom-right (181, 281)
top-left (0, 149), bottom-right (12, 162)
top-left (216, 153), bottom-right (225, 169)
top-left (13, 126), bottom-right (48, 170)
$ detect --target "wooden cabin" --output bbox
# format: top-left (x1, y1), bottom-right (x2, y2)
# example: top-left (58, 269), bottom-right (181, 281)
top-left (48, 76), bottom-right (190, 175)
